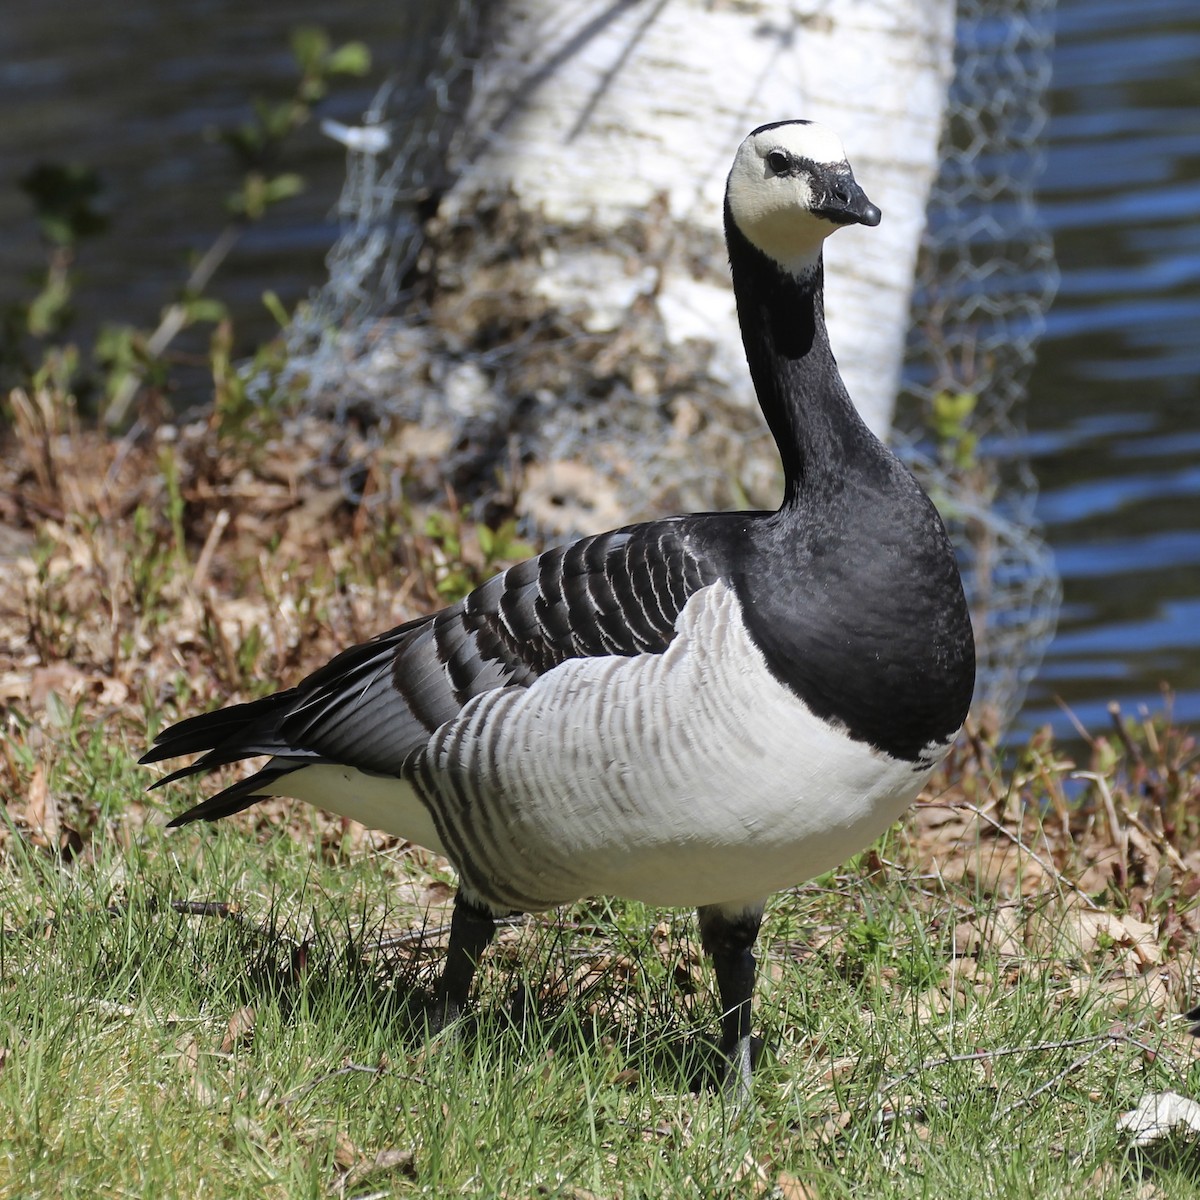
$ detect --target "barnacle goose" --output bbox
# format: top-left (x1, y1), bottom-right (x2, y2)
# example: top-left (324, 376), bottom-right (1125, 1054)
top-left (143, 120), bottom-right (976, 1099)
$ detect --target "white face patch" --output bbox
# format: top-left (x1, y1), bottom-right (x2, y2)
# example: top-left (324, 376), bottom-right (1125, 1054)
top-left (726, 120), bottom-right (853, 275)
top-left (756, 121), bottom-right (849, 167)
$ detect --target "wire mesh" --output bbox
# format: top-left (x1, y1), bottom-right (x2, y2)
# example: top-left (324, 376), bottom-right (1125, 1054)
top-left (896, 0), bottom-right (1061, 728)
top-left (287, 0), bottom-right (1062, 731)
top-left (286, 0), bottom-right (479, 396)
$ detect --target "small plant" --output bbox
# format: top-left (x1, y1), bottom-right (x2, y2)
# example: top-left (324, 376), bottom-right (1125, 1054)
top-left (103, 27), bottom-right (370, 427)
top-left (24, 534), bottom-right (82, 664)
top-left (1, 26), bottom-right (369, 428)
top-left (422, 510), bottom-right (533, 603)
top-left (930, 388), bottom-right (979, 472)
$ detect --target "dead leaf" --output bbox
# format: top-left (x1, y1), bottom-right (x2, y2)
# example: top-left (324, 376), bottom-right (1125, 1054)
top-left (231, 1114), bottom-right (267, 1144)
top-left (730, 1151), bottom-right (770, 1194)
top-left (420, 879), bottom-right (456, 906)
top-left (343, 1148), bottom-right (416, 1188)
top-left (26, 762), bottom-right (57, 848)
top-left (0, 671), bottom-right (30, 706)
top-left (333, 1132), bottom-right (360, 1170)
top-left (1038, 909), bottom-right (1164, 969)
top-left (1118, 1091), bottom-right (1200, 1146)
top-left (1119, 916), bottom-right (1162, 967)
top-left (175, 1033), bottom-right (219, 1106)
top-left (93, 675), bottom-right (129, 707)
top-left (806, 1111), bottom-right (851, 1148)
top-left (776, 1170), bottom-right (821, 1200)
top-left (953, 908), bottom-right (1022, 958)
top-left (29, 663), bottom-right (88, 710)
top-left (220, 1004), bottom-right (257, 1053)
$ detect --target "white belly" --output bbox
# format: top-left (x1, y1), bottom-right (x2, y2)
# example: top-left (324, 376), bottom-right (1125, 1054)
top-left (267, 762), bottom-right (447, 856)
top-left (414, 580), bottom-right (951, 911)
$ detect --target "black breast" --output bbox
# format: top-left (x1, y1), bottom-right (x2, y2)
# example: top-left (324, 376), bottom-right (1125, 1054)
top-left (702, 460), bottom-right (976, 763)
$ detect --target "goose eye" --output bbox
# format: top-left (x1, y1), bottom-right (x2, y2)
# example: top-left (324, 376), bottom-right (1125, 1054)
top-left (766, 150), bottom-right (791, 175)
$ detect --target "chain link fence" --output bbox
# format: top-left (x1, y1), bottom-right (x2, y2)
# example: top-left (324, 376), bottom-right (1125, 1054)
top-left (291, 1), bottom-right (476, 352)
top-left (287, 0), bottom-right (1061, 731)
top-left (896, 0), bottom-right (1061, 728)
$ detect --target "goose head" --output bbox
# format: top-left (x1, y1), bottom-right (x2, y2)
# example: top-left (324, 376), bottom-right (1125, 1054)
top-left (726, 120), bottom-right (881, 277)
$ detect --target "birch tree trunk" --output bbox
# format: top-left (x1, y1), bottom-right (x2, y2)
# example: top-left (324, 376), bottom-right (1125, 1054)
top-left (325, 0), bottom-right (958, 531)
top-left (443, 0), bottom-right (955, 438)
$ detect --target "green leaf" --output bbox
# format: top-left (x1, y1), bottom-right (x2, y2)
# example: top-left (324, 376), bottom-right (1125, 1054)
top-left (26, 275), bottom-right (73, 337)
top-left (229, 173), bottom-right (267, 219)
top-left (256, 98), bottom-right (299, 142)
top-left (931, 389), bottom-right (977, 439)
top-left (261, 290), bottom-right (290, 329)
top-left (325, 41), bottom-right (371, 76)
top-left (290, 25), bottom-right (330, 74)
top-left (181, 296), bottom-right (228, 324)
top-left (263, 173), bottom-right (305, 204)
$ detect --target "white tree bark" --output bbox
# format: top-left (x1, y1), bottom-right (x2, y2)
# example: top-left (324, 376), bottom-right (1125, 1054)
top-left (443, 0), bottom-right (955, 438)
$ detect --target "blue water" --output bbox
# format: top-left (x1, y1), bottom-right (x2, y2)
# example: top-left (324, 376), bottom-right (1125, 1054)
top-left (0, 4), bottom-right (419, 360)
top-left (1018, 0), bottom-right (1200, 739)
top-left (1, 2), bottom-right (1197, 742)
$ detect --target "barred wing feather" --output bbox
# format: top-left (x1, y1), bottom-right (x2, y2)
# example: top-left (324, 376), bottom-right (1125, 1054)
top-left (143, 521), bottom-right (718, 823)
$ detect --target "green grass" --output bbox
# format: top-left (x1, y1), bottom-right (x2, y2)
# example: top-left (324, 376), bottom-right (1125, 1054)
top-left (3, 733), bottom-right (1200, 1200)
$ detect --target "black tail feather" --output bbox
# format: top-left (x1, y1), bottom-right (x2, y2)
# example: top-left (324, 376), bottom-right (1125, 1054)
top-left (144, 689), bottom-right (318, 827)
top-left (147, 741), bottom-right (317, 792)
top-left (140, 690), bottom-right (299, 765)
top-left (165, 763), bottom-right (303, 827)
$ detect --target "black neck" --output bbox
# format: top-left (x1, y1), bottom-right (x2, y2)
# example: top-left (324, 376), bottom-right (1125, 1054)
top-left (725, 205), bottom-right (878, 506)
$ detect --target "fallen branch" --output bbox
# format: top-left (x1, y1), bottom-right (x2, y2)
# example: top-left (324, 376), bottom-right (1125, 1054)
top-left (922, 800), bottom-right (1104, 911)
top-left (869, 1025), bottom-right (1159, 1126)
top-left (279, 1059), bottom-right (391, 1105)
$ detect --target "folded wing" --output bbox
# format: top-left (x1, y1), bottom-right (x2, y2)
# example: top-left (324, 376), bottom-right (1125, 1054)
top-left (143, 520), bottom-right (719, 823)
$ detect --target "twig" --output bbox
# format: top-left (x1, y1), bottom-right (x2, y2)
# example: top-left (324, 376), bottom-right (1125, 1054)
top-left (996, 1045), bottom-right (1111, 1117)
top-left (1054, 696), bottom-right (1095, 748)
top-left (169, 899), bottom-right (303, 948)
top-left (278, 1060), bottom-right (422, 1106)
top-left (372, 913), bottom-right (525, 953)
top-left (192, 509), bottom-right (231, 592)
top-left (171, 900), bottom-right (237, 917)
top-left (922, 800), bottom-right (1103, 911)
top-left (104, 223), bottom-right (243, 427)
top-left (198, 586), bottom-right (240, 686)
top-left (871, 1031), bottom-right (1130, 1110)
top-left (372, 922), bottom-right (455, 951)
top-left (1072, 771), bottom-right (1127, 892)
top-left (101, 414), bottom-right (149, 509)
top-left (1108, 700), bottom-right (1144, 766)
top-left (1072, 769), bottom-right (1189, 873)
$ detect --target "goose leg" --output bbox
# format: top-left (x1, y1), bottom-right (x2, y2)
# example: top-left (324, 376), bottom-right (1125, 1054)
top-left (698, 901), bottom-right (765, 1102)
top-left (430, 890), bottom-right (498, 1033)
